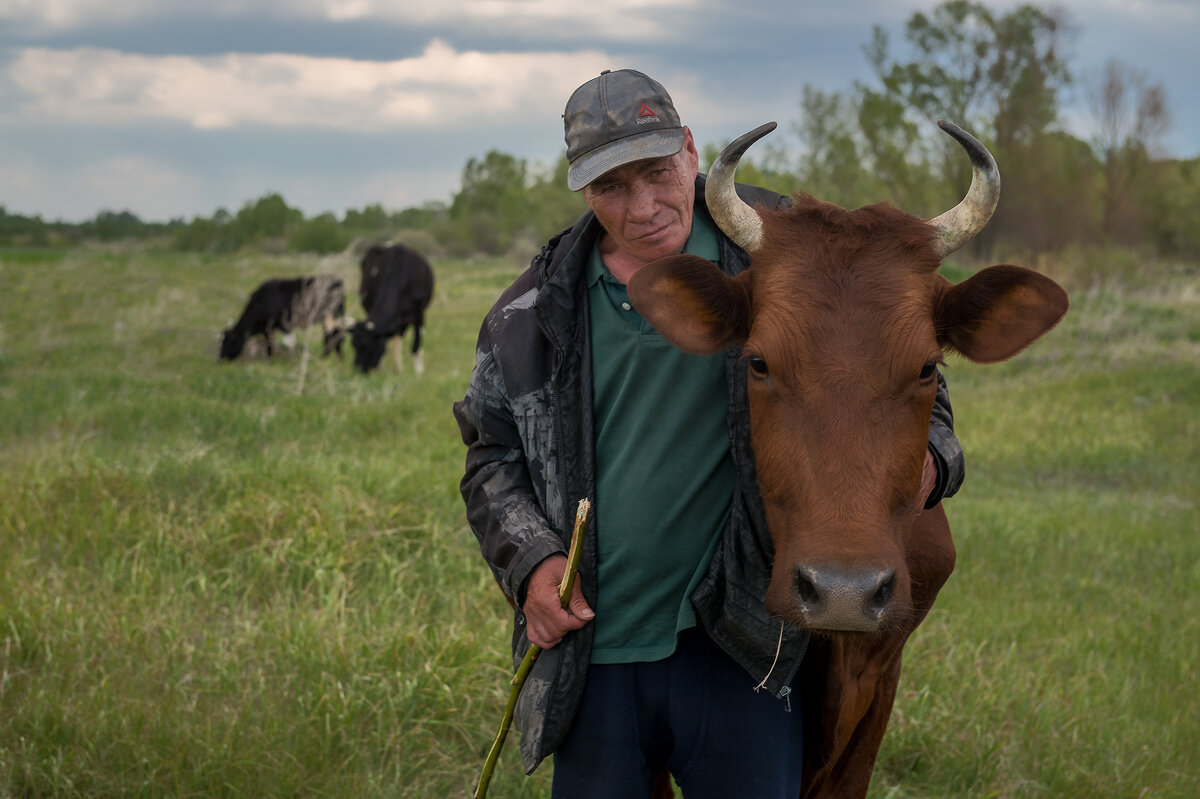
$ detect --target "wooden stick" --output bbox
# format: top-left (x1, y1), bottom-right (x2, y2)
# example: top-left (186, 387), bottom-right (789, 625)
top-left (473, 498), bottom-right (591, 799)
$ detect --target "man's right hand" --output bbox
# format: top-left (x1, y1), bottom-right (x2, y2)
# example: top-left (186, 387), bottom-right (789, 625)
top-left (522, 555), bottom-right (594, 649)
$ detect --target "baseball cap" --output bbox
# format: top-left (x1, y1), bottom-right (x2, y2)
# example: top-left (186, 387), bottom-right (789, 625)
top-left (564, 69), bottom-right (684, 191)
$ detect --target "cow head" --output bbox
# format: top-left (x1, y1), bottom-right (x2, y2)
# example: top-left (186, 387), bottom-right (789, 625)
top-left (218, 327), bottom-right (246, 360)
top-left (628, 121), bottom-right (1068, 634)
top-left (350, 321), bottom-right (387, 373)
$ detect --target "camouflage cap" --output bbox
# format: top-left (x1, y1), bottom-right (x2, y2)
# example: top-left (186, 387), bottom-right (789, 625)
top-left (563, 69), bottom-right (684, 191)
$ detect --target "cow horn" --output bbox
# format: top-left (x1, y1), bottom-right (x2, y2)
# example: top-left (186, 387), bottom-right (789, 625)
top-left (929, 120), bottom-right (1001, 258)
top-left (705, 121), bottom-right (777, 253)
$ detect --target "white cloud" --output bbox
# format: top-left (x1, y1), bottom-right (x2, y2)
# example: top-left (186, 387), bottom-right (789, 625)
top-left (0, 0), bottom-right (691, 38)
top-left (5, 41), bottom-right (611, 132)
top-left (1052, 0), bottom-right (1197, 17)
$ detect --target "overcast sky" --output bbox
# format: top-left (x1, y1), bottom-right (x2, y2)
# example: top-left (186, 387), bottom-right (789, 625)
top-left (1, 0), bottom-right (1195, 223)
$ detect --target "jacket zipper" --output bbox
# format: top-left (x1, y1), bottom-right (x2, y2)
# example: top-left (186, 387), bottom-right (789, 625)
top-left (530, 304), bottom-right (572, 773)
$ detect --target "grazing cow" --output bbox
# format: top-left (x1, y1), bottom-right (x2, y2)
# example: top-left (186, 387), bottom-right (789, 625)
top-left (628, 120), bottom-right (1069, 799)
top-left (351, 243), bottom-right (435, 374)
top-left (219, 275), bottom-right (346, 361)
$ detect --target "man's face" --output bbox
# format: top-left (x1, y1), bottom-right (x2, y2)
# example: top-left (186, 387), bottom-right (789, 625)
top-left (582, 127), bottom-right (700, 269)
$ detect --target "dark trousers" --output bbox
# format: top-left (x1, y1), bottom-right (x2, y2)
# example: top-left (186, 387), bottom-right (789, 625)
top-left (551, 627), bottom-right (804, 799)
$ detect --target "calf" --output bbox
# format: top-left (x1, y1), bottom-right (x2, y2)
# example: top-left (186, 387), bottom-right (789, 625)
top-left (219, 274), bottom-right (346, 361)
top-left (351, 244), bottom-right (435, 374)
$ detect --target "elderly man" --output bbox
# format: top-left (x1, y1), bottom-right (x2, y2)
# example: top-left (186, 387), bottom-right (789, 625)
top-left (454, 68), bottom-right (963, 798)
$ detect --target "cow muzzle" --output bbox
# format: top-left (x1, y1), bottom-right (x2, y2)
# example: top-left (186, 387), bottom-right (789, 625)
top-left (786, 563), bottom-right (898, 632)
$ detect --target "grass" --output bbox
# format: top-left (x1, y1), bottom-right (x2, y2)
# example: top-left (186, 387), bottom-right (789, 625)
top-left (0, 245), bottom-right (1197, 798)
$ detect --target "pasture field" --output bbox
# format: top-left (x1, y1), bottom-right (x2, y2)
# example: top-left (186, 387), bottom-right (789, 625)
top-left (0, 245), bottom-right (1197, 798)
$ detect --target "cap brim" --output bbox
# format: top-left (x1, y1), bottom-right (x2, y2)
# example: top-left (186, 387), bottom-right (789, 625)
top-left (567, 128), bottom-right (685, 191)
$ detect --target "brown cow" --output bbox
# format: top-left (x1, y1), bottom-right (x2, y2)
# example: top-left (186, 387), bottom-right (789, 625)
top-left (628, 120), bottom-right (1068, 799)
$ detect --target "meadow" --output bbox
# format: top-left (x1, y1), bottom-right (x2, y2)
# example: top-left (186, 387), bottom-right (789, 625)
top-left (0, 244), bottom-right (1197, 798)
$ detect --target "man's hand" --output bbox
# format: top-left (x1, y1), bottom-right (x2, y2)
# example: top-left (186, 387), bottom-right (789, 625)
top-left (523, 555), bottom-right (594, 649)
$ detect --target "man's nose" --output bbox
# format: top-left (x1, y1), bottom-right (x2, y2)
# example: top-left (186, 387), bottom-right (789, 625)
top-left (626, 180), bottom-right (657, 219)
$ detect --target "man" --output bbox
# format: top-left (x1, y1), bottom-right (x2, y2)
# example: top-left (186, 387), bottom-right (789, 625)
top-left (454, 69), bottom-right (964, 797)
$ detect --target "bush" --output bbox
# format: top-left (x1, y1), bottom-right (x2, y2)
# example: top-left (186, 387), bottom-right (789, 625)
top-left (289, 214), bottom-right (350, 254)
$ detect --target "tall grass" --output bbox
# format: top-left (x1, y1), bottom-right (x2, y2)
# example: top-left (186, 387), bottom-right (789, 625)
top-left (0, 245), bottom-right (1196, 798)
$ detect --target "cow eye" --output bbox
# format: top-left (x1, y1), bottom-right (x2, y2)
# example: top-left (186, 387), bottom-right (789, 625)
top-left (748, 356), bottom-right (769, 378)
top-left (919, 361), bottom-right (938, 381)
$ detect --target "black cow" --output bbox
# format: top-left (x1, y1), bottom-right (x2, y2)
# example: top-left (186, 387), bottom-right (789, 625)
top-left (351, 244), bottom-right (435, 374)
top-left (219, 274), bottom-right (347, 361)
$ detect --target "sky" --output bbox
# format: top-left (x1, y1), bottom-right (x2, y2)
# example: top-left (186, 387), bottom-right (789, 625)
top-left (1, 0), bottom-right (1196, 223)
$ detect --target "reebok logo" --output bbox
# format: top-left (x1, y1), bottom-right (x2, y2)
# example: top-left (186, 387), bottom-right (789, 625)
top-left (635, 103), bottom-right (660, 125)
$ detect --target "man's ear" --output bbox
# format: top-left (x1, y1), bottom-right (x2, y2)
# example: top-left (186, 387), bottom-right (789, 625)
top-left (628, 255), bottom-right (752, 354)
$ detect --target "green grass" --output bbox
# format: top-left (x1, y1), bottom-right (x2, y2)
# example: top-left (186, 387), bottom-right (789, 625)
top-left (1, 246), bottom-right (1197, 798)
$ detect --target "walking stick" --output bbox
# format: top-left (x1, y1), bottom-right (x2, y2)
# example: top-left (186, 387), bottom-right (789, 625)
top-left (473, 498), bottom-right (591, 799)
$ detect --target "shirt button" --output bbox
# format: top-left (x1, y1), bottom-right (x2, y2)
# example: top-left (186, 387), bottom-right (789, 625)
top-left (621, 302), bottom-right (632, 311)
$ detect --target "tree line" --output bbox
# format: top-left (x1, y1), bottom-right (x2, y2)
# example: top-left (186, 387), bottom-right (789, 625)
top-left (2, 1), bottom-right (1197, 263)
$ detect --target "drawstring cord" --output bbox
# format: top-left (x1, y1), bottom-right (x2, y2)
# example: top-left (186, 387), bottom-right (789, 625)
top-left (753, 619), bottom-right (785, 692)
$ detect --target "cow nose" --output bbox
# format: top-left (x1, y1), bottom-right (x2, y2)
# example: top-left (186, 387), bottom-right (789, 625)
top-left (793, 563), bottom-right (896, 632)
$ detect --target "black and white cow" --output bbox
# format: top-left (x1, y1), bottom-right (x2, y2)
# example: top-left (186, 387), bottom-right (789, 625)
top-left (351, 244), bottom-right (435, 374)
top-left (219, 275), bottom-right (346, 361)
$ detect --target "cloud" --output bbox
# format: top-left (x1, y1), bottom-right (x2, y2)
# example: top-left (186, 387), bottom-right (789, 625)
top-left (1, 0), bottom-right (692, 40)
top-left (5, 40), bottom-right (611, 132)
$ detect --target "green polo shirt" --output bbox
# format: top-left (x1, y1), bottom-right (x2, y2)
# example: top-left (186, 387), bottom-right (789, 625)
top-left (587, 214), bottom-right (735, 664)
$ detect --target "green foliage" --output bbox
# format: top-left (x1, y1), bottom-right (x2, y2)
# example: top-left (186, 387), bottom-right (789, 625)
top-left (171, 193), bottom-right (305, 254)
top-left (231, 193), bottom-right (304, 251)
top-left (790, 87), bottom-right (875, 207)
top-left (87, 210), bottom-right (149, 241)
top-left (343, 203), bottom-right (391, 232)
top-left (700, 139), bottom-right (803, 200)
top-left (447, 153), bottom-right (585, 257)
top-left (866, 1), bottom-right (1069, 145)
top-left (450, 151), bottom-right (531, 255)
top-left (1135, 157), bottom-right (1200, 258)
top-left (289, 212), bottom-right (351, 255)
top-left (171, 214), bottom-right (226, 252)
top-left (0, 206), bottom-right (179, 247)
top-left (524, 157), bottom-right (588, 245)
top-left (857, 0), bottom-right (1074, 246)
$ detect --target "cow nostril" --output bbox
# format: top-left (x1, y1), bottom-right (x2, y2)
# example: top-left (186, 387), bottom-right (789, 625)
top-left (794, 571), bottom-right (820, 606)
top-left (870, 572), bottom-right (896, 613)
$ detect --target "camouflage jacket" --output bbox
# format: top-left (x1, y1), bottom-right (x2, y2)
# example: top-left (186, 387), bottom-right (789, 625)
top-left (452, 177), bottom-right (965, 773)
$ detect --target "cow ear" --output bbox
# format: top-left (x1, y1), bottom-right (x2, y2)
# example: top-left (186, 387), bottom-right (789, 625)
top-left (628, 254), bottom-right (752, 355)
top-left (936, 265), bottom-right (1069, 363)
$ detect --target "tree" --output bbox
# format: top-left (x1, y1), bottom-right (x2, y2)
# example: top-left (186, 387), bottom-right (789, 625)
top-left (790, 87), bottom-right (886, 210)
top-left (450, 151), bottom-right (531, 255)
top-left (1088, 57), bottom-right (1171, 243)
top-left (89, 210), bottom-right (144, 241)
top-left (233, 193), bottom-right (302, 246)
top-left (861, 0), bottom-right (1075, 252)
top-left (289, 212), bottom-right (349, 254)
top-left (0, 206), bottom-right (49, 245)
top-left (524, 157), bottom-right (587, 245)
top-left (864, 1), bottom-right (1070, 147)
top-left (343, 203), bottom-right (390, 233)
